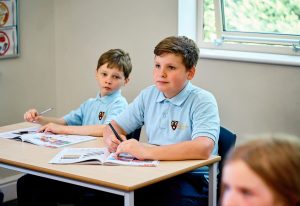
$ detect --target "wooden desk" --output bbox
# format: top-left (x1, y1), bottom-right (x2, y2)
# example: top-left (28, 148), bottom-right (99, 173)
top-left (0, 122), bottom-right (220, 206)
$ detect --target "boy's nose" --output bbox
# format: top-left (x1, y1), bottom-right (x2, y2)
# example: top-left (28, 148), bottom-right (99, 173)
top-left (159, 68), bottom-right (167, 78)
top-left (161, 72), bottom-right (167, 78)
top-left (105, 77), bottom-right (112, 84)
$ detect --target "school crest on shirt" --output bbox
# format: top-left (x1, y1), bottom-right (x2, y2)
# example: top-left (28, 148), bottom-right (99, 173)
top-left (171, 120), bottom-right (178, 130)
top-left (170, 120), bottom-right (188, 131)
top-left (98, 111), bottom-right (105, 120)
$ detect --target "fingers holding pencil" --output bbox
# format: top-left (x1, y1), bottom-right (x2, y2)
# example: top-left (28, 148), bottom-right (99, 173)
top-left (24, 109), bottom-right (39, 122)
top-left (24, 108), bottom-right (53, 123)
top-left (104, 122), bottom-right (126, 152)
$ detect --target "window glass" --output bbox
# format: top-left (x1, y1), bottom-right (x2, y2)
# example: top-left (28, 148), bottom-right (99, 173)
top-left (201, 0), bottom-right (300, 54)
top-left (203, 0), bottom-right (216, 42)
top-left (222, 0), bottom-right (300, 35)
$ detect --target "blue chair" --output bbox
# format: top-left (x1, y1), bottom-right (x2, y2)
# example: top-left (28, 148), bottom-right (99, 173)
top-left (0, 190), bottom-right (3, 206)
top-left (217, 126), bottom-right (236, 202)
top-left (126, 127), bottom-right (142, 141)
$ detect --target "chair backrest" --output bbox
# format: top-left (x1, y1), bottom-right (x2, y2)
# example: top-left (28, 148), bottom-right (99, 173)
top-left (126, 127), bottom-right (142, 141)
top-left (217, 126), bottom-right (236, 200)
top-left (0, 190), bottom-right (3, 206)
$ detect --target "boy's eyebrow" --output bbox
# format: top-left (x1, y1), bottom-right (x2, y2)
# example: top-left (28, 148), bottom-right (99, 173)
top-left (111, 71), bottom-right (123, 76)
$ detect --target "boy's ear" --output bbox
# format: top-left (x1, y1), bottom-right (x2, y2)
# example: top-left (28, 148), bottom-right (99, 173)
top-left (187, 66), bottom-right (196, 80)
top-left (95, 68), bottom-right (99, 77)
top-left (124, 78), bottom-right (130, 85)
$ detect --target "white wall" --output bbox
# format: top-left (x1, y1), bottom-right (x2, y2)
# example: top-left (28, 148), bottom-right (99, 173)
top-left (0, 0), bottom-right (56, 126)
top-left (0, 0), bottom-right (56, 200)
top-left (194, 59), bottom-right (300, 142)
top-left (53, 0), bottom-right (300, 143)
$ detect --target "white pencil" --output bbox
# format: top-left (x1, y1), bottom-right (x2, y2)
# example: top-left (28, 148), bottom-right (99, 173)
top-left (39, 108), bottom-right (53, 115)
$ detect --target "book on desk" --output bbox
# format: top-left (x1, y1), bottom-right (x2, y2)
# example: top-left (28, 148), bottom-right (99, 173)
top-left (0, 126), bottom-right (96, 148)
top-left (49, 147), bottom-right (159, 167)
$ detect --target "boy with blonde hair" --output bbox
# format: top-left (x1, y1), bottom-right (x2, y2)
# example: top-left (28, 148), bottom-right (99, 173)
top-left (222, 135), bottom-right (300, 206)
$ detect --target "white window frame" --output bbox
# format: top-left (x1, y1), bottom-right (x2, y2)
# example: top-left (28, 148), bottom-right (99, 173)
top-left (178, 0), bottom-right (300, 66)
top-left (213, 0), bottom-right (300, 54)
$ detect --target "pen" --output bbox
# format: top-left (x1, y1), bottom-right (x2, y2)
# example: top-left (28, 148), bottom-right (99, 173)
top-left (13, 131), bottom-right (35, 135)
top-left (39, 108), bottom-right (53, 115)
top-left (108, 123), bottom-right (123, 142)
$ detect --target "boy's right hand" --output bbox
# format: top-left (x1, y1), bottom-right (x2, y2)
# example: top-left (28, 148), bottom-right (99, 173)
top-left (24, 109), bottom-right (41, 123)
top-left (104, 134), bottom-right (125, 153)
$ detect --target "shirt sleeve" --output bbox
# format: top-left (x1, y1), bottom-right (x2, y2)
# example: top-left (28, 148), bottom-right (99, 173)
top-left (63, 102), bottom-right (86, 126)
top-left (115, 92), bottom-right (145, 134)
top-left (103, 98), bottom-right (128, 125)
top-left (191, 92), bottom-right (220, 143)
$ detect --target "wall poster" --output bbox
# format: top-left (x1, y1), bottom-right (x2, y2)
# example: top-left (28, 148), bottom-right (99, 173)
top-left (0, 0), bottom-right (18, 59)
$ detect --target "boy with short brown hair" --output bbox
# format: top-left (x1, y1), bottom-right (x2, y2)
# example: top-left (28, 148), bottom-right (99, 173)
top-left (104, 36), bottom-right (220, 206)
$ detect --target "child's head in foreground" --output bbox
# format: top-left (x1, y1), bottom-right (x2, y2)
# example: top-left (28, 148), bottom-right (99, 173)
top-left (221, 134), bottom-right (300, 206)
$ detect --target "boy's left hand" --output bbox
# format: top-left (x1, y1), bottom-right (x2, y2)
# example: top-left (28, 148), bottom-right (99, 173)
top-left (115, 139), bottom-right (150, 160)
top-left (39, 123), bottom-right (66, 134)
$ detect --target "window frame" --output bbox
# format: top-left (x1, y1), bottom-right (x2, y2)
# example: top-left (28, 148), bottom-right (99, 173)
top-left (178, 0), bottom-right (300, 66)
top-left (213, 0), bottom-right (300, 53)
top-left (197, 0), bottom-right (300, 56)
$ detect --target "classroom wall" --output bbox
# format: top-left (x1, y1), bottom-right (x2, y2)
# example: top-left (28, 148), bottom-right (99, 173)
top-left (53, 0), bottom-right (300, 142)
top-left (0, 0), bottom-right (56, 126)
top-left (0, 0), bottom-right (300, 181)
top-left (53, 0), bottom-right (177, 116)
top-left (0, 0), bottom-right (56, 200)
top-left (194, 59), bottom-right (300, 142)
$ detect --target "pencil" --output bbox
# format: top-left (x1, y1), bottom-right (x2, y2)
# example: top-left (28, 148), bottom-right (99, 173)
top-left (39, 108), bottom-right (53, 115)
top-left (108, 123), bottom-right (123, 142)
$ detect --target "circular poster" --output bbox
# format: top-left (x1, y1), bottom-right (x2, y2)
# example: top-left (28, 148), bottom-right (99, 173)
top-left (0, 31), bottom-right (10, 56)
top-left (0, 2), bottom-right (9, 26)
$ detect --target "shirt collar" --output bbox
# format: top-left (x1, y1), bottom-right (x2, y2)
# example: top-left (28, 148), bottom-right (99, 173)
top-left (156, 81), bottom-right (192, 106)
top-left (96, 90), bottom-right (122, 103)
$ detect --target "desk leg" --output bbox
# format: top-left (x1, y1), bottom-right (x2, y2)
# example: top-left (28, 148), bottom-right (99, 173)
top-left (124, 191), bottom-right (134, 206)
top-left (208, 162), bottom-right (218, 206)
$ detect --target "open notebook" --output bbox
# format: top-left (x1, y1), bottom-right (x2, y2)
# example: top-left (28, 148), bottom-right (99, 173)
top-left (0, 126), bottom-right (96, 148)
top-left (49, 147), bottom-right (159, 167)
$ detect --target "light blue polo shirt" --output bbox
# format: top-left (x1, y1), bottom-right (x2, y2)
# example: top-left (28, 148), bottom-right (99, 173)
top-left (115, 82), bottom-right (220, 178)
top-left (64, 90), bottom-right (128, 126)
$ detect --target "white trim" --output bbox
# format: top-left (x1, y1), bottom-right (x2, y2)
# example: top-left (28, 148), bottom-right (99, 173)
top-left (200, 49), bottom-right (300, 66)
top-left (213, 0), bottom-right (222, 38)
top-left (178, 0), bottom-right (197, 41)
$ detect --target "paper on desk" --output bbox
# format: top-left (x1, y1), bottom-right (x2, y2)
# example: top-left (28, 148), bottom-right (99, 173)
top-left (0, 126), bottom-right (40, 139)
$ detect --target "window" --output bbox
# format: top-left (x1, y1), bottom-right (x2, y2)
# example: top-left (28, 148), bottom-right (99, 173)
top-left (199, 0), bottom-right (300, 56)
top-left (178, 0), bottom-right (300, 65)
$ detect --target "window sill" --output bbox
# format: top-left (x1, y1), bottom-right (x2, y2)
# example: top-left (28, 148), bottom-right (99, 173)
top-left (199, 49), bottom-right (300, 67)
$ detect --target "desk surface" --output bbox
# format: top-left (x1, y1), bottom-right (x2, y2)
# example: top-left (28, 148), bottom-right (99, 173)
top-left (0, 122), bottom-right (221, 192)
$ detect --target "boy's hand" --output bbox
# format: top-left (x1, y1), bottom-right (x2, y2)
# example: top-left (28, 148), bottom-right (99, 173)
top-left (116, 139), bottom-right (149, 160)
top-left (39, 123), bottom-right (66, 134)
top-left (104, 134), bottom-right (126, 153)
top-left (24, 109), bottom-right (41, 123)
